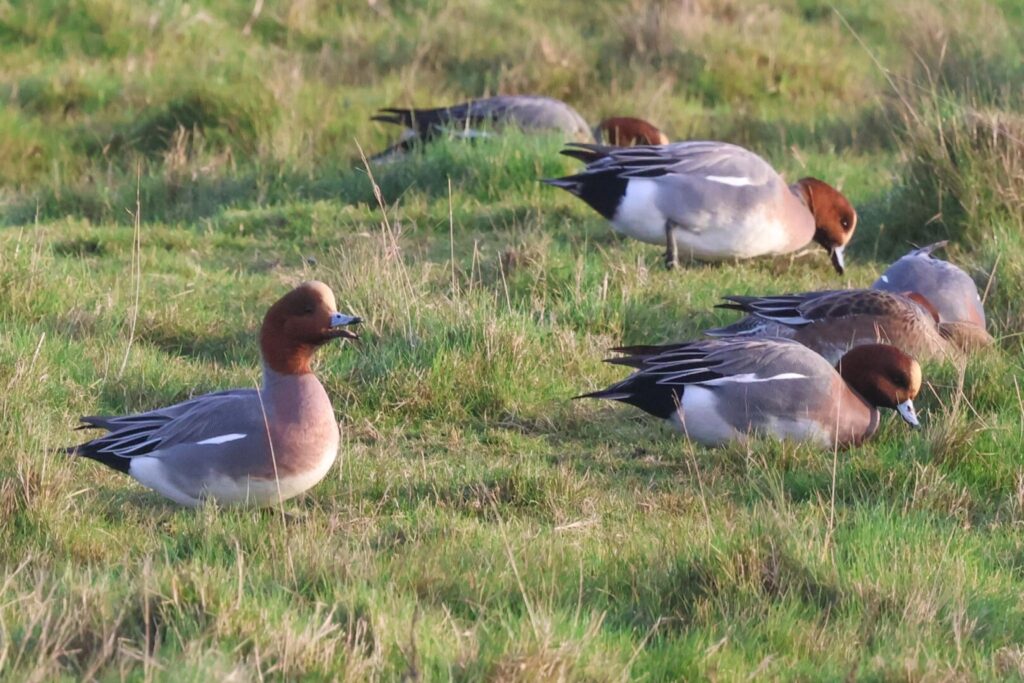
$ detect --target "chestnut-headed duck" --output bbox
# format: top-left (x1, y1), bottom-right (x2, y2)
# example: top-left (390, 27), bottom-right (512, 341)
top-left (544, 141), bottom-right (856, 272)
top-left (873, 241), bottom-right (993, 350)
top-left (371, 95), bottom-right (668, 159)
top-left (578, 338), bottom-right (921, 448)
top-left (594, 116), bottom-right (670, 146)
top-left (706, 288), bottom-right (963, 363)
top-left (65, 281), bottom-right (361, 507)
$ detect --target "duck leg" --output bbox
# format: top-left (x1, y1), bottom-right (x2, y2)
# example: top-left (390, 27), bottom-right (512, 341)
top-left (664, 222), bottom-right (679, 270)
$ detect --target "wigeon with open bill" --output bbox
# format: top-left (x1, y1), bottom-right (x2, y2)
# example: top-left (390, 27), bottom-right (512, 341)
top-left (578, 338), bottom-right (921, 449)
top-left (706, 288), bottom-right (965, 363)
top-left (873, 241), bottom-right (993, 350)
top-left (65, 281), bottom-right (360, 507)
top-left (371, 95), bottom-right (668, 159)
top-left (543, 141), bottom-right (856, 272)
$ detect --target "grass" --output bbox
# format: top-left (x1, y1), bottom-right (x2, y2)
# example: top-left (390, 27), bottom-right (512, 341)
top-left (2, 0), bottom-right (1024, 679)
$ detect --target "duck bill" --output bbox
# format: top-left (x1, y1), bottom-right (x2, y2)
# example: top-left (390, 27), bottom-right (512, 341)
top-left (329, 312), bottom-right (362, 340)
top-left (829, 245), bottom-right (846, 275)
top-left (896, 399), bottom-right (920, 428)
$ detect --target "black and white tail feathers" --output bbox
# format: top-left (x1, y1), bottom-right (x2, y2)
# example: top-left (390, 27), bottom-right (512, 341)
top-left (65, 413), bottom-right (173, 474)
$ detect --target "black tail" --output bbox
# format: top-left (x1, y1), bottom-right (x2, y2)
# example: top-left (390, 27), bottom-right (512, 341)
top-left (542, 166), bottom-right (626, 220)
top-left (559, 143), bottom-right (615, 164)
top-left (540, 176), bottom-right (582, 196)
top-left (575, 376), bottom-right (680, 420)
top-left (371, 107), bottom-right (419, 129)
top-left (370, 106), bottom-right (460, 160)
top-left (372, 107), bottom-right (459, 138)
top-left (604, 356), bottom-right (646, 369)
top-left (63, 417), bottom-right (132, 474)
top-left (65, 443), bottom-right (131, 474)
top-left (572, 387), bottom-right (620, 401)
top-left (560, 148), bottom-right (604, 164)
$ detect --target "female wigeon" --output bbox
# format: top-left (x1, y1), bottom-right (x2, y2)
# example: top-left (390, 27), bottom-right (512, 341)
top-left (544, 141), bottom-right (856, 272)
top-left (371, 95), bottom-right (668, 159)
top-left (65, 282), bottom-right (360, 507)
top-left (707, 289), bottom-right (959, 363)
top-left (578, 338), bottom-right (921, 448)
top-left (873, 241), bottom-right (993, 350)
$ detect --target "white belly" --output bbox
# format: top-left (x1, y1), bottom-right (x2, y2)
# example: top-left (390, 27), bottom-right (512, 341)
top-left (609, 179), bottom-right (671, 244)
top-left (670, 386), bottom-right (832, 447)
top-left (610, 180), bottom-right (800, 260)
top-left (671, 207), bottom-right (797, 260)
top-left (670, 387), bottom-right (740, 445)
top-left (753, 415), bottom-right (833, 448)
top-left (130, 445), bottom-right (339, 507)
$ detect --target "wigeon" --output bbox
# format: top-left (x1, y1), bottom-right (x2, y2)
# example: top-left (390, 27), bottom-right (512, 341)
top-left (594, 116), bottom-right (671, 146)
top-left (543, 141), bottom-right (856, 272)
top-left (371, 95), bottom-right (668, 159)
top-left (65, 282), bottom-right (360, 507)
top-left (873, 241), bottom-right (993, 350)
top-left (706, 289), bottom-right (959, 364)
top-left (578, 338), bottom-right (921, 448)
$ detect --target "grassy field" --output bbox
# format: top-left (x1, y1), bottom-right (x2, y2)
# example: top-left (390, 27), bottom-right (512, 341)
top-left (3, 0), bottom-right (1024, 679)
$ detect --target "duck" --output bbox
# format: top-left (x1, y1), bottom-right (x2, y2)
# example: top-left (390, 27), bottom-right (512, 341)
top-left (594, 116), bottom-right (670, 146)
top-left (65, 281), bottom-right (361, 507)
top-left (543, 141), bottom-right (856, 272)
top-left (578, 338), bottom-right (921, 448)
top-left (371, 95), bottom-right (668, 159)
top-left (706, 288), bottom-right (959, 363)
top-left (873, 241), bottom-right (993, 350)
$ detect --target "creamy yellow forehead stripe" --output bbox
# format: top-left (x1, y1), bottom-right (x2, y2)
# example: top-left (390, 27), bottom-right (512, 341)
top-left (301, 281), bottom-right (337, 311)
top-left (908, 359), bottom-right (923, 397)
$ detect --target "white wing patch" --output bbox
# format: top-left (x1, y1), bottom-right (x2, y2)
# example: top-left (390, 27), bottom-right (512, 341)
top-left (761, 314), bottom-right (812, 326)
top-left (704, 175), bottom-right (754, 187)
top-left (701, 372), bottom-right (807, 386)
top-left (879, 275), bottom-right (889, 283)
top-left (197, 433), bottom-right (247, 445)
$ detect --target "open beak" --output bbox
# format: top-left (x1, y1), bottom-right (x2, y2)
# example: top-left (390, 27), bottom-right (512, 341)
top-left (896, 399), bottom-right (920, 428)
top-left (829, 245), bottom-right (846, 275)
top-left (329, 312), bottom-right (362, 340)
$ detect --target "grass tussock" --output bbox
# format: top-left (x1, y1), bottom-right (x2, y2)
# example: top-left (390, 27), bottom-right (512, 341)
top-left (897, 105), bottom-right (1024, 248)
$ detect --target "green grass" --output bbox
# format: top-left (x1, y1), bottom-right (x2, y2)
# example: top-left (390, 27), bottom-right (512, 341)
top-left (2, 0), bottom-right (1024, 679)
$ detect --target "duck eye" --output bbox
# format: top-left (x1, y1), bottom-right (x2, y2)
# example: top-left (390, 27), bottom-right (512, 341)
top-left (303, 305), bottom-right (315, 315)
top-left (840, 218), bottom-right (850, 229)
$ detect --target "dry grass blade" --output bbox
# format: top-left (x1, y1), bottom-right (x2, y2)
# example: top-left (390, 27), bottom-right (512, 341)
top-left (118, 167), bottom-right (143, 378)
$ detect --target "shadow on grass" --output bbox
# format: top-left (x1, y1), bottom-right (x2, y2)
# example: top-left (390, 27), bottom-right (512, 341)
top-left (406, 523), bottom-right (853, 640)
top-left (2, 134), bottom-right (571, 229)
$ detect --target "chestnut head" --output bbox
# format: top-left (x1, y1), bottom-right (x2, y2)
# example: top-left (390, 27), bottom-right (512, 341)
top-left (594, 117), bottom-right (670, 146)
top-left (260, 281), bottom-right (361, 374)
top-left (795, 177), bottom-right (857, 275)
top-left (837, 343), bottom-right (922, 427)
